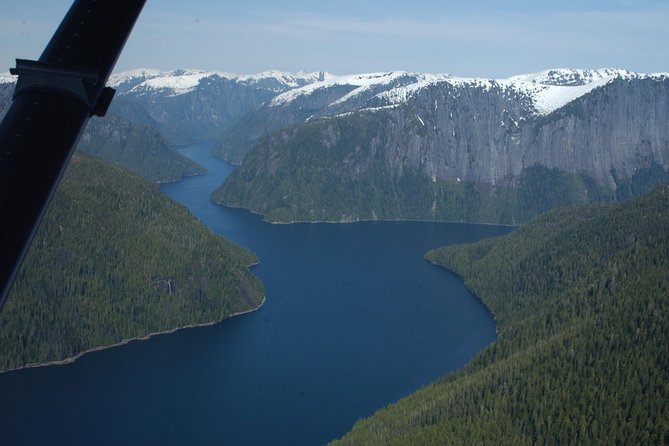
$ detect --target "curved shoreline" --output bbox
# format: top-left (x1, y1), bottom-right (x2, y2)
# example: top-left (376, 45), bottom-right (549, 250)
top-left (155, 170), bottom-right (207, 185)
top-left (425, 257), bottom-right (501, 337)
top-left (0, 295), bottom-right (266, 375)
top-left (211, 201), bottom-right (517, 228)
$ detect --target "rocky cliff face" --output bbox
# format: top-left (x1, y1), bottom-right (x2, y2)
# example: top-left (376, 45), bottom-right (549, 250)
top-left (211, 72), bottom-right (441, 163)
top-left (360, 77), bottom-right (669, 188)
top-left (524, 78), bottom-right (669, 187)
top-left (214, 71), bottom-right (669, 184)
top-left (213, 71), bottom-right (669, 224)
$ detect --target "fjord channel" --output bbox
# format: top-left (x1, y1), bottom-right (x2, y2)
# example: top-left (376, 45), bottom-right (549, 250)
top-left (0, 142), bottom-right (511, 445)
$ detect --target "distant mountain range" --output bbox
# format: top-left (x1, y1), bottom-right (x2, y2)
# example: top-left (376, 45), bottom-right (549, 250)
top-left (0, 68), bottom-right (327, 182)
top-left (107, 68), bottom-right (327, 144)
top-left (209, 68), bottom-right (669, 224)
top-left (2, 67), bottom-right (668, 223)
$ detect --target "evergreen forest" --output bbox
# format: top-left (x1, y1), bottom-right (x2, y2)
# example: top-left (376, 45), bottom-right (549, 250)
top-left (332, 184), bottom-right (669, 445)
top-left (0, 152), bottom-right (264, 372)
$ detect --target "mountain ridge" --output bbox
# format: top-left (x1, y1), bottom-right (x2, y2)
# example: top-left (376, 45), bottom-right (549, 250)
top-left (267, 68), bottom-right (665, 116)
top-left (213, 72), bottom-right (669, 224)
top-left (108, 68), bottom-right (330, 97)
top-left (210, 67), bottom-right (669, 165)
top-left (3, 66), bottom-right (668, 225)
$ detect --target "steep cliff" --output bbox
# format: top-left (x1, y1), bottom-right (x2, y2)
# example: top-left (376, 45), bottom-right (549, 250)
top-left (214, 71), bottom-right (669, 224)
top-left (211, 72), bottom-right (424, 164)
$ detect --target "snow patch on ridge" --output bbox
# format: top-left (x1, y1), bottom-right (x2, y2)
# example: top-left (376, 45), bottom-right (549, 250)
top-left (269, 67), bottom-right (669, 116)
top-left (517, 78), bottom-right (613, 115)
top-left (271, 72), bottom-right (407, 106)
top-left (271, 71), bottom-right (454, 107)
top-left (328, 72), bottom-right (416, 106)
top-left (506, 68), bottom-right (634, 86)
top-left (375, 74), bottom-right (453, 104)
top-left (501, 68), bottom-right (638, 115)
top-left (500, 69), bottom-right (669, 115)
top-left (237, 70), bottom-right (330, 89)
top-left (128, 69), bottom-right (234, 96)
top-left (108, 68), bottom-right (164, 87)
top-left (110, 68), bottom-right (328, 97)
top-left (0, 72), bottom-right (16, 84)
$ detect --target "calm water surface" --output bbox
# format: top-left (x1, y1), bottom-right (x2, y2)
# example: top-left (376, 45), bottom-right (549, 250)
top-left (0, 143), bottom-right (511, 445)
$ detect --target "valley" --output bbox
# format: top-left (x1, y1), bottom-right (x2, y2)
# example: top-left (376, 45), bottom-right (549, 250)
top-left (0, 63), bottom-right (667, 444)
top-left (0, 143), bottom-right (509, 445)
top-left (6, 67), bottom-right (666, 225)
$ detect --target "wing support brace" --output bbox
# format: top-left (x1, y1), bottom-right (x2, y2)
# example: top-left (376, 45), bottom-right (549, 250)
top-left (0, 0), bottom-right (146, 309)
top-left (11, 59), bottom-right (115, 117)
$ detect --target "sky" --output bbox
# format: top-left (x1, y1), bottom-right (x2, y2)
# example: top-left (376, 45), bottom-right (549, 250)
top-left (1, 0), bottom-right (668, 78)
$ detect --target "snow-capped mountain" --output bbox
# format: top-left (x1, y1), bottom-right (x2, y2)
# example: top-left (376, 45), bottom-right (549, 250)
top-left (2, 65), bottom-right (668, 226)
top-left (268, 68), bottom-right (667, 117)
top-left (0, 68), bottom-right (333, 179)
top-left (213, 68), bottom-right (668, 164)
top-left (212, 68), bottom-right (669, 225)
top-left (107, 68), bottom-right (330, 143)
top-left (0, 72), bottom-right (15, 85)
top-left (109, 68), bottom-right (328, 96)
top-left (506, 68), bottom-right (635, 86)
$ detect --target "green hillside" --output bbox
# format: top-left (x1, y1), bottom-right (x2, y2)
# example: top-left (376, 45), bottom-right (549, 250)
top-left (331, 185), bottom-right (669, 445)
top-left (78, 114), bottom-right (206, 183)
top-left (0, 153), bottom-right (263, 372)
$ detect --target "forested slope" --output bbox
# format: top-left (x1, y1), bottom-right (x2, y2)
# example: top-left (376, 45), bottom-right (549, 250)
top-left (331, 185), bottom-right (669, 445)
top-left (78, 114), bottom-right (206, 183)
top-left (0, 153), bottom-right (264, 372)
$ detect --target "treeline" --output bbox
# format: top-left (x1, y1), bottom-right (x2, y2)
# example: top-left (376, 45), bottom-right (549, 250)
top-left (331, 185), bottom-right (669, 445)
top-left (0, 153), bottom-right (263, 372)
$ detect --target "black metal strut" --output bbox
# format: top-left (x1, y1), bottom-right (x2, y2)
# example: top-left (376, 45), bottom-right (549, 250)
top-left (0, 0), bottom-right (147, 309)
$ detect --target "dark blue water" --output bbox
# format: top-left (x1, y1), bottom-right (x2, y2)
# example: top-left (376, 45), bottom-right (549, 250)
top-left (0, 143), bottom-right (511, 445)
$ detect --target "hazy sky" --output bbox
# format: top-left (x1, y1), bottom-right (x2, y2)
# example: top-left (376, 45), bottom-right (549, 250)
top-left (1, 0), bottom-right (668, 78)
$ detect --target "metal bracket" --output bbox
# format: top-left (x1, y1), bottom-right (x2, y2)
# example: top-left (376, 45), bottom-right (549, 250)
top-left (9, 59), bottom-right (115, 117)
